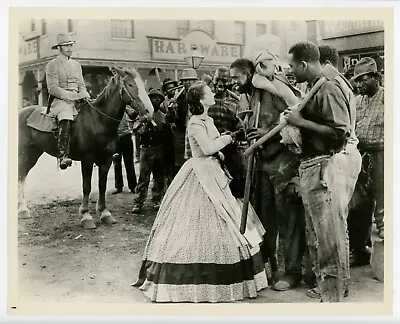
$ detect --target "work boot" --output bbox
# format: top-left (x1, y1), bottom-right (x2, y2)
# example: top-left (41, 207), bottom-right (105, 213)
top-left (58, 120), bottom-right (73, 170)
top-left (132, 203), bottom-right (143, 214)
top-left (350, 246), bottom-right (371, 267)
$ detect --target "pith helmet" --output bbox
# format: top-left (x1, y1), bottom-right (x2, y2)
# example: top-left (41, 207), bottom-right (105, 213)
top-left (51, 33), bottom-right (76, 50)
top-left (180, 68), bottom-right (198, 80)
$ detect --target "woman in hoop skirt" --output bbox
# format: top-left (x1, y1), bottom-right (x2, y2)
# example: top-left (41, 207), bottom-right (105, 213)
top-left (132, 81), bottom-right (268, 303)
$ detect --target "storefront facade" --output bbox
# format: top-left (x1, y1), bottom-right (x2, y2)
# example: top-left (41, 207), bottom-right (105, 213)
top-left (19, 19), bottom-right (271, 107)
top-left (312, 20), bottom-right (384, 73)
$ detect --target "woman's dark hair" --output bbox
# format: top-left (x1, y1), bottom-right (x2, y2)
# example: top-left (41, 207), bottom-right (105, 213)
top-left (186, 81), bottom-right (207, 115)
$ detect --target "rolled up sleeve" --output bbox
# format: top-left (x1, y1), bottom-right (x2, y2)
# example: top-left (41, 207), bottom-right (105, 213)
top-left (317, 81), bottom-right (351, 140)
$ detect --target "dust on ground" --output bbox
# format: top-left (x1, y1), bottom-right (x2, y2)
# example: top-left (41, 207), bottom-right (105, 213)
top-left (17, 154), bottom-right (384, 304)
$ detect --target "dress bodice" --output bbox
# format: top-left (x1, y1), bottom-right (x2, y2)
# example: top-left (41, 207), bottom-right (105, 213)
top-left (187, 115), bottom-right (232, 158)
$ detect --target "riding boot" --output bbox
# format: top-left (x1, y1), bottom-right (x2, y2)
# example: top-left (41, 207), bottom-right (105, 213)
top-left (58, 120), bottom-right (73, 170)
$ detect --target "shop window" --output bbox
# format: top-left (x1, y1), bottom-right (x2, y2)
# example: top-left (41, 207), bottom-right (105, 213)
top-left (256, 23), bottom-right (266, 36)
top-left (235, 21), bottom-right (245, 45)
top-left (177, 20), bottom-right (190, 38)
top-left (111, 20), bottom-right (135, 39)
top-left (41, 19), bottom-right (47, 35)
top-left (193, 20), bottom-right (215, 37)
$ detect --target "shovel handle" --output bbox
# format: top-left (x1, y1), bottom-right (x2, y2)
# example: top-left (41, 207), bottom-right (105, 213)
top-left (239, 94), bottom-right (261, 235)
top-left (243, 76), bottom-right (327, 158)
top-left (240, 152), bottom-right (255, 234)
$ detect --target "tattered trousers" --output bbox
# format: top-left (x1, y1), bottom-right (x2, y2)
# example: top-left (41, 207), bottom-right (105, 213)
top-left (299, 146), bottom-right (361, 302)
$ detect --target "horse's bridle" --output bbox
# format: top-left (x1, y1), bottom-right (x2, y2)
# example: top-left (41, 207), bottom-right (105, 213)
top-left (119, 79), bottom-right (136, 107)
top-left (84, 79), bottom-right (137, 123)
top-left (85, 80), bottom-right (135, 123)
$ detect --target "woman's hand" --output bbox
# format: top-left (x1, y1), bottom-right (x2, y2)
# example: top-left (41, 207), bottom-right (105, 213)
top-left (221, 131), bottom-right (236, 143)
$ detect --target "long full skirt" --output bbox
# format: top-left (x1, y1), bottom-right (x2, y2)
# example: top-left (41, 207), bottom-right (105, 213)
top-left (135, 157), bottom-right (268, 303)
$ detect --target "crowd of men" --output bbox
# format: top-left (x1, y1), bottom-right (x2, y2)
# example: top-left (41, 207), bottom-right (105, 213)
top-left (26, 30), bottom-right (384, 304)
top-left (42, 33), bottom-right (380, 302)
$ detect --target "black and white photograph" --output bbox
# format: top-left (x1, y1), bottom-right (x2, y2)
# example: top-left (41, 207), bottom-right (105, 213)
top-left (6, 5), bottom-right (394, 318)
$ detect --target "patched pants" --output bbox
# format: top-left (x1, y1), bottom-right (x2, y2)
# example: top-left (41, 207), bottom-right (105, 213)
top-left (253, 150), bottom-right (305, 277)
top-left (299, 146), bottom-right (361, 301)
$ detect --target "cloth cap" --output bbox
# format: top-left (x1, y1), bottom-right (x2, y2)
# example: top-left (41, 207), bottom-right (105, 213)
top-left (353, 57), bottom-right (378, 81)
top-left (148, 88), bottom-right (165, 100)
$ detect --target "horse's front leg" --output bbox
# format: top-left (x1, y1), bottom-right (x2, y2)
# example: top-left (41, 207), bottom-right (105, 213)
top-left (79, 159), bottom-right (96, 229)
top-left (97, 156), bottom-right (117, 225)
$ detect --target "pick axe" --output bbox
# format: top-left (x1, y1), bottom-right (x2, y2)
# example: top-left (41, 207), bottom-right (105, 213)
top-left (239, 94), bottom-right (260, 235)
top-left (242, 64), bottom-right (349, 158)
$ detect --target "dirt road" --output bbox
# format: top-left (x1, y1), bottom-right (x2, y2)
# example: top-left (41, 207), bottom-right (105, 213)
top-left (17, 154), bottom-right (384, 305)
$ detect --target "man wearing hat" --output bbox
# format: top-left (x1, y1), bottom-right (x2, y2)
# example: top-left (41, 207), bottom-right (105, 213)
top-left (161, 77), bottom-right (179, 111)
top-left (161, 78), bottom-right (179, 186)
top-left (46, 33), bottom-right (90, 170)
top-left (166, 68), bottom-right (198, 175)
top-left (132, 89), bottom-right (168, 213)
top-left (207, 65), bottom-right (245, 198)
top-left (353, 57), bottom-right (385, 240)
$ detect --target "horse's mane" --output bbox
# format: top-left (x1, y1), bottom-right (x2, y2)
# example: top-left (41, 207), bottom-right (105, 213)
top-left (93, 74), bottom-right (120, 106)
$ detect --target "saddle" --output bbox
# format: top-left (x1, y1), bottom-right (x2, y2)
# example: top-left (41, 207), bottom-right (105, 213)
top-left (26, 96), bottom-right (84, 134)
top-left (26, 106), bottom-right (58, 133)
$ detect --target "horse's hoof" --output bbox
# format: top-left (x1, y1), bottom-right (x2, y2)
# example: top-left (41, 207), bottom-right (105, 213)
top-left (81, 213), bottom-right (96, 229)
top-left (100, 211), bottom-right (117, 225)
top-left (18, 209), bottom-right (31, 219)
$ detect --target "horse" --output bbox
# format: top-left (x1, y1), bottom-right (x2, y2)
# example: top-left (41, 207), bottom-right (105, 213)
top-left (18, 66), bottom-right (154, 229)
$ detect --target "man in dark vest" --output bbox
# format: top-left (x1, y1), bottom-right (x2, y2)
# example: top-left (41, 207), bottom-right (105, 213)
top-left (166, 68), bottom-right (198, 175)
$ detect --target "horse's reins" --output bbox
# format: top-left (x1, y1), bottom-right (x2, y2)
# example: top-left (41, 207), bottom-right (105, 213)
top-left (84, 100), bottom-right (123, 123)
top-left (84, 79), bottom-right (138, 123)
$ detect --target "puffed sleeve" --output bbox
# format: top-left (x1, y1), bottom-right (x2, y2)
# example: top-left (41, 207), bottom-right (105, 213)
top-left (188, 119), bottom-right (233, 156)
top-left (46, 59), bottom-right (77, 101)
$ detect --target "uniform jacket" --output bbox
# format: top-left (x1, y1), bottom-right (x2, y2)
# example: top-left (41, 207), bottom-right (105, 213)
top-left (46, 54), bottom-right (89, 101)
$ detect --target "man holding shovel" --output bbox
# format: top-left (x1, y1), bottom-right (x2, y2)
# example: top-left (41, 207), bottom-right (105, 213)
top-left (285, 41), bottom-right (361, 302)
top-left (231, 46), bottom-right (306, 290)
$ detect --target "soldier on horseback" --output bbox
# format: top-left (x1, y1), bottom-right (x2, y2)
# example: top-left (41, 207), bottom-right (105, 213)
top-left (46, 33), bottom-right (90, 170)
